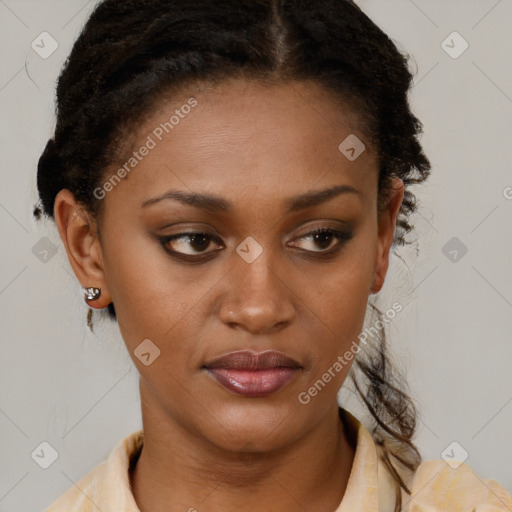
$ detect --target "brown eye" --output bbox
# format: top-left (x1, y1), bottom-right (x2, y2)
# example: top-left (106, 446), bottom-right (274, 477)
top-left (161, 232), bottom-right (223, 256)
top-left (290, 228), bottom-right (352, 254)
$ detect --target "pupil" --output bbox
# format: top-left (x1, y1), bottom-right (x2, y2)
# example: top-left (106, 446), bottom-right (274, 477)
top-left (314, 231), bottom-right (332, 249)
top-left (190, 234), bottom-right (209, 251)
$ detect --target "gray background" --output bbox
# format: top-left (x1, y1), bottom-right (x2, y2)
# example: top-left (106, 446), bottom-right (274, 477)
top-left (0, 0), bottom-right (511, 510)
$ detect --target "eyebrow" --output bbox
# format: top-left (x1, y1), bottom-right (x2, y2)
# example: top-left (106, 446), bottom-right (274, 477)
top-left (141, 184), bottom-right (360, 213)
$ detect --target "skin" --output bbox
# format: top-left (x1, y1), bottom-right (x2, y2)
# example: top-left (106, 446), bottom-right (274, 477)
top-left (54, 77), bottom-right (404, 512)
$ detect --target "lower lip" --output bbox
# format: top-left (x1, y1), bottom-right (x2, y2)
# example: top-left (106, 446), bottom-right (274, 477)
top-left (206, 368), bottom-right (299, 397)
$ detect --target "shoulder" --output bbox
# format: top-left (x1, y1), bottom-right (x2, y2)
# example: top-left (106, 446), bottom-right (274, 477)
top-left (403, 459), bottom-right (512, 511)
top-left (44, 429), bottom-right (144, 512)
top-left (44, 461), bottom-right (107, 512)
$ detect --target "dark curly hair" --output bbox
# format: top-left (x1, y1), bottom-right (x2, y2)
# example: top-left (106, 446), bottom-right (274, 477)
top-left (33, 0), bottom-right (431, 508)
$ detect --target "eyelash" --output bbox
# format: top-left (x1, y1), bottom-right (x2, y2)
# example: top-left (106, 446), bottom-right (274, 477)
top-left (159, 227), bottom-right (353, 262)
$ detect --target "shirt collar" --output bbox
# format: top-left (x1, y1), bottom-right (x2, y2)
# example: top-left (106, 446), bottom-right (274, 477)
top-left (336, 408), bottom-right (398, 512)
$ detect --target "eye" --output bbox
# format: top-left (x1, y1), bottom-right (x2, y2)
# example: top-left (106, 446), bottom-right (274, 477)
top-left (159, 226), bottom-right (352, 262)
top-left (160, 232), bottom-right (224, 259)
top-left (289, 227), bottom-right (353, 255)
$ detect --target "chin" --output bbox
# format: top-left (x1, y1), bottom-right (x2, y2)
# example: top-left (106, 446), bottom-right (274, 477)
top-left (200, 399), bottom-right (308, 452)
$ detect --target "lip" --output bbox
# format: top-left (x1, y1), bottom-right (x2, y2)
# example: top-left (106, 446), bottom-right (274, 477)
top-left (204, 350), bottom-right (302, 397)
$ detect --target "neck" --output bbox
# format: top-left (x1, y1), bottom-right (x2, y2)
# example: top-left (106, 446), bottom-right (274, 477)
top-left (131, 380), bottom-right (357, 512)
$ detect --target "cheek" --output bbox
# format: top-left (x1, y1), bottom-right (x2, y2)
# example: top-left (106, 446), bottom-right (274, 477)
top-left (101, 225), bottom-right (225, 379)
top-left (312, 277), bottom-right (369, 368)
top-left (100, 225), bottom-right (186, 341)
top-left (304, 240), bottom-right (375, 369)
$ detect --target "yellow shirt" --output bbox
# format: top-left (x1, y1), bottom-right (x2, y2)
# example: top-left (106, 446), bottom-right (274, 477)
top-left (45, 409), bottom-right (512, 511)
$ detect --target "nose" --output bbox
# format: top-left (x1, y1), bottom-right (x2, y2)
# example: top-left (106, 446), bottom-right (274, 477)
top-left (218, 249), bottom-right (296, 335)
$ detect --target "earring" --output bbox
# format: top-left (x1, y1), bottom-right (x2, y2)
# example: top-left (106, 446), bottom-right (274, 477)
top-left (83, 287), bottom-right (101, 301)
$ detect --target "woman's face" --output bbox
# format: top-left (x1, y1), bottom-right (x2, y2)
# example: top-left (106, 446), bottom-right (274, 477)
top-left (57, 77), bottom-right (403, 452)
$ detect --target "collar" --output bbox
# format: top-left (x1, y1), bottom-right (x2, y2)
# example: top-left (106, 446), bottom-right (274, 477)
top-left (336, 408), bottom-right (399, 512)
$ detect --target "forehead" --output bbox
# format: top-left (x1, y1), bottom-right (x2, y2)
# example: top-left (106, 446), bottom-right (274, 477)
top-left (101, 77), bottom-right (379, 217)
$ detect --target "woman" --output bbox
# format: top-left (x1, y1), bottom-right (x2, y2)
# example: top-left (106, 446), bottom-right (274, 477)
top-left (34, 0), bottom-right (512, 511)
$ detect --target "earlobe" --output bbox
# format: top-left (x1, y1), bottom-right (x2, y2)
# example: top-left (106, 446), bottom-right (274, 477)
top-left (54, 189), bottom-right (112, 309)
top-left (371, 178), bottom-right (405, 295)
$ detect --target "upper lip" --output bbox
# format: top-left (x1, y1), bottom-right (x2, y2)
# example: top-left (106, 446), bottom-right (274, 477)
top-left (204, 350), bottom-right (302, 370)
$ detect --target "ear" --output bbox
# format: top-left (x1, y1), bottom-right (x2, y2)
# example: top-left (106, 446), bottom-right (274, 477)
top-left (54, 189), bottom-right (112, 309)
top-left (370, 178), bottom-right (404, 295)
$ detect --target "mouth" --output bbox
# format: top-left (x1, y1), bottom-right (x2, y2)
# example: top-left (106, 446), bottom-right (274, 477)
top-left (203, 350), bottom-right (302, 397)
